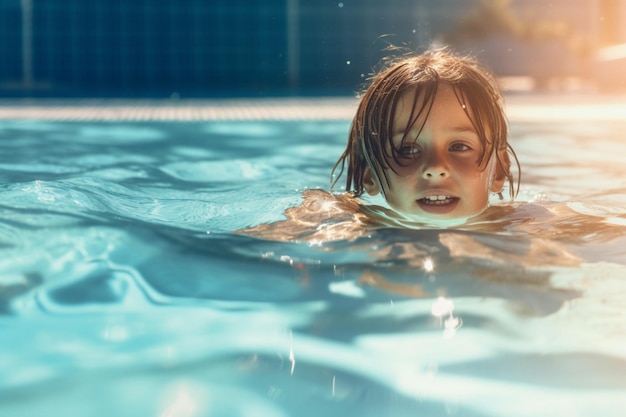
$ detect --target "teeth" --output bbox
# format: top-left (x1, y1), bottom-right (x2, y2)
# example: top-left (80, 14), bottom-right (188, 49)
top-left (421, 195), bottom-right (454, 205)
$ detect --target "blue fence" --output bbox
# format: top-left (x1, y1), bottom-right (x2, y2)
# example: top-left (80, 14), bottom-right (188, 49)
top-left (1, 0), bottom-right (601, 97)
top-left (0, 0), bottom-right (471, 97)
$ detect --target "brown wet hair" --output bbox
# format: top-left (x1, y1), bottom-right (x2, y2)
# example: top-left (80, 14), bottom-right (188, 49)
top-left (331, 48), bottom-right (520, 199)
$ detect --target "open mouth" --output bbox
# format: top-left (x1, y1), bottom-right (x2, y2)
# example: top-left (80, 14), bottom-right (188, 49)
top-left (418, 195), bottom-right (458, 205)
top-left (416, 195), bottom-right (460, 214)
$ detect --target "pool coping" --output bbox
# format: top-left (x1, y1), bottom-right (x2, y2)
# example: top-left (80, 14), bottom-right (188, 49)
top-left (0, 95), bottom-right (625, 122)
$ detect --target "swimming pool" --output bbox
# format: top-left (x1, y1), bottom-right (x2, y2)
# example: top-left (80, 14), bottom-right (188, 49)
top-left (1, 97), bottom-right (626, 417)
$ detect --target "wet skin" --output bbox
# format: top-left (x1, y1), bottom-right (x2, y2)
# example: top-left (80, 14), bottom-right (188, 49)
top-left (363, 84), bottom-right (504, 222)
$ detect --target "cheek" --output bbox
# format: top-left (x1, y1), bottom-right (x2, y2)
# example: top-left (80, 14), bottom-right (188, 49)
top-left (379, 170), bottom-right (416, 204)
top-left (458, 159), bottom-right (488, 178)
top-left (472, 156), bottom-right (498, 187)
top-left (470, 171), bottom-right (493, 195)
top-left (385, 158), bottom-right (420, 179)
top-left (455, 163), bottom-right (492, 193)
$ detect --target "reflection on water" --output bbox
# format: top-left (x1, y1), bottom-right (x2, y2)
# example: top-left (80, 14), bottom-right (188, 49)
top-left (1, 118), bottom-right (626, 416)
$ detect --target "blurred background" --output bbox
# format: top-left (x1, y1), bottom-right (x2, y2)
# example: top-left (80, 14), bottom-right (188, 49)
top-left (0, 0), bottom-right (625, 98)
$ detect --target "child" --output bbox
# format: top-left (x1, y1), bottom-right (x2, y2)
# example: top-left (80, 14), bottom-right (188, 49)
top-left (333, 48), bottom-right (519, 221)
top-left (243, 48), bottom-right (520, 241)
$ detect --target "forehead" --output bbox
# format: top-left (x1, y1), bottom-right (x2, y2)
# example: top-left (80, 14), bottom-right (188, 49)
top-left (392, 84), bottom-right (478, 134)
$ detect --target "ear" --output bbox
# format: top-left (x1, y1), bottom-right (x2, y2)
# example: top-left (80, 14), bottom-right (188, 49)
top-left (489, 150), bottom-right (509, 194)
top-left (363, 166), bottom-right (380, 196)
top-left (490, 173), bottom-right (505, 194)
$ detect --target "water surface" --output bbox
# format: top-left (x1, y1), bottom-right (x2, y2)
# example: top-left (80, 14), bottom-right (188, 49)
top-left (1, 115), bottom-right (625, 416)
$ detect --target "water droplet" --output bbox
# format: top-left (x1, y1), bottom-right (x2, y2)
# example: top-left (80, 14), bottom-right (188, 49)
top-left (423, 257), bottom-right (434, 272)
top-left (360, 73), bottom-right (364, 78)
top-left (531, 192), bottom-right (551, 203)
top-left (346, 60), bottom-right (351, 65)
top-left (412, 29), bottom-right (416, 33)
top-left (338, 2), bottom-right (344, 7)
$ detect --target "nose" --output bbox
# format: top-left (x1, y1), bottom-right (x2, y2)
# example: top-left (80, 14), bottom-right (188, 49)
top-left (421, 152), bottom-right (449, 179)
top-left (424, 169), bottom-right (447, 179)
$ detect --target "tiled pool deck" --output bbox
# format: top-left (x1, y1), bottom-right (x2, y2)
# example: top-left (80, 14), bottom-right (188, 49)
top-left (0, 95), bottom-right (625, 122)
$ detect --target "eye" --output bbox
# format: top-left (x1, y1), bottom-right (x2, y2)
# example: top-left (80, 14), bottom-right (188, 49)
top-left (449, 142), bottom-right (471, 152)
top-left (398, 144), bottom-right (421, 158)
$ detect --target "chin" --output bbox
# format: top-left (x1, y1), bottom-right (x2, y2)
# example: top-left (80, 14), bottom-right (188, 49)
top-left (394, 204), bottom-right (489, 226)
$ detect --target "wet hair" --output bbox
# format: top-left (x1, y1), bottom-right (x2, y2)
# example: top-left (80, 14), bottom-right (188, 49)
top-left (331, 48), bottom-right (520, 199)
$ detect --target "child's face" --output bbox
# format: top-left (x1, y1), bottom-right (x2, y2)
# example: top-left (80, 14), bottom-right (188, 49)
top-left (363, 84), bottom-right (504, 222)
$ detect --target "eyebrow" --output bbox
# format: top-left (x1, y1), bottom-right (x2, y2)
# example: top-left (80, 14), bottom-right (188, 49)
top-left (449, 126), bottom-right (479, 135)
top-left (392, 125), bottom-right (478, 137)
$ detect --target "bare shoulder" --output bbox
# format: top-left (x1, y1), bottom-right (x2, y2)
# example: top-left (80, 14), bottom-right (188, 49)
top-left (238, 189), bottom-right (370, 242)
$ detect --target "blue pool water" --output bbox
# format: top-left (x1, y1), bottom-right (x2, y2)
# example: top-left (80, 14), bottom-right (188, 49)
top-left (1, 112), bottom-right (626, 417)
